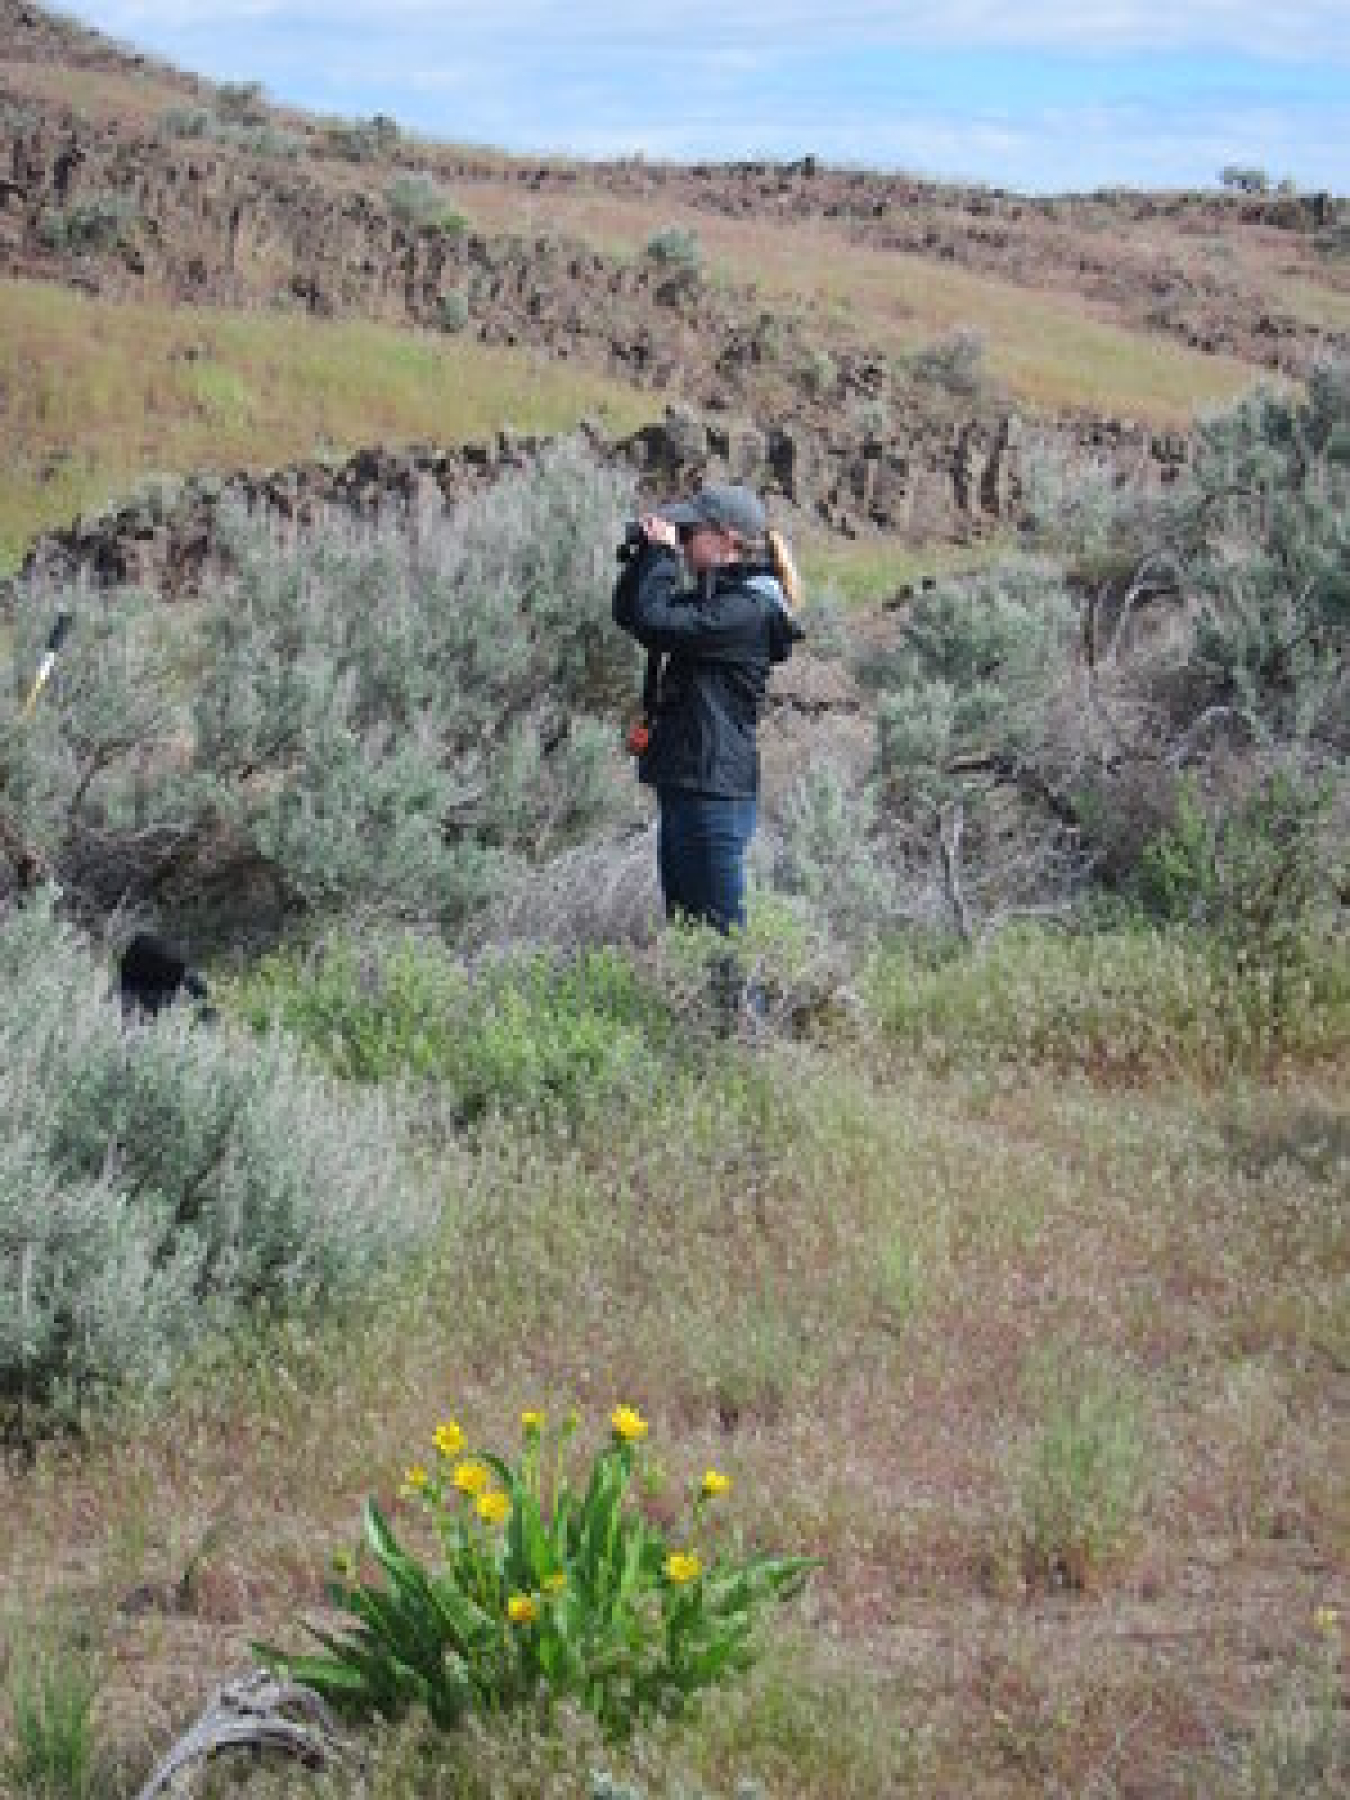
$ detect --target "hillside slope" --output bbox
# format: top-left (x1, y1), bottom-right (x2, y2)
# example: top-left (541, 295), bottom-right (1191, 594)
top-left (1, 0), bottom-right (1347, 592)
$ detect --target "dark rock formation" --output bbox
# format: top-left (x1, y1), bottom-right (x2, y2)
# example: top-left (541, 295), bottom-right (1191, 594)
top-left (12, 404), bottom-right (1186, 603)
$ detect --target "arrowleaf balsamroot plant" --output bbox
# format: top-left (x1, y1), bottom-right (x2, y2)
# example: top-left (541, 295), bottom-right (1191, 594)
top-left (257, 1405), bottom-right (819, 1742)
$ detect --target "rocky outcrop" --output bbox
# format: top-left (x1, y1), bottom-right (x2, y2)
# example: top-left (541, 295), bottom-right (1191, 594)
top-left (13, 405), bottom-right (1188, 603)
top-left (16, 432), bottom-right (549, 597)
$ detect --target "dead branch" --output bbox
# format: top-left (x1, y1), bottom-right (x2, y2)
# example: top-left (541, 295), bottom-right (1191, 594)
top-left (938, 799), bottom-right (972, 942)
top-left (1104, 553), bottom-right (1183, 665)
top-left (132, 1669), bottom-right (354, 1800)
top-left (1165, 705), bottom-right (1257, 769)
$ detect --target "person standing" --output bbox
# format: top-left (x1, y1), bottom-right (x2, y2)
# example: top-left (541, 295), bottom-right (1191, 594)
top-left (612, 481), bottom-right (803, 934)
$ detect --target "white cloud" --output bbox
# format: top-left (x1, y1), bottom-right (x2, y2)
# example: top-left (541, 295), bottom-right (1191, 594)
top-left (62, 2), bottom-right (1350, 62)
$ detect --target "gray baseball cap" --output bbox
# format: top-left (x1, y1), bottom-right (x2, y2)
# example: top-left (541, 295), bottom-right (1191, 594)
top-left (660, 482), bottom-right (767, 539)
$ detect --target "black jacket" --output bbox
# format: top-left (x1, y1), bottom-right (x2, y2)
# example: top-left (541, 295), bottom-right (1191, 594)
top-left (613, 542), bottom-right (803, 798)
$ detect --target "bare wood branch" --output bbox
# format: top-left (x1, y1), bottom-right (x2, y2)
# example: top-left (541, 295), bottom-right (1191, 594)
top-left (67, 747), bottom-right (117, 819)
top-left (1104, 554), bottom-right (1184, 665)
top-left (938, 799), bottom-right (972, 943)
top-left (133, 1669), bottom-right (354, 1800)
top-left (0, 802), bottom-right (48, 890)
top-left (943, 752), bottom-right (1084, 833)
top-left (1085, 583), bottom-right (1103, 677)
top-left (1165, 705), bottom-right (1256, 769)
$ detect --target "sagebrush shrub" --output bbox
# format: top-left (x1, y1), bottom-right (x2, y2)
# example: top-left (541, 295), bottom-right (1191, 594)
top-left (4, 439), bottom-right (640, 932)
top-left (866, 559), bottom-right (1085, 926)
top-left (872, 558), bottom-right (1077, 801)
top-left (387, 174), bottom-right (468, 236)
top-left (1180, 365), bottom-right (1350, 744)
top-left (215, 80), bottom-right (268, 124)
top-left (159, 105), bottom-right (215, 139)
top-left (0, 899), bottom-right (427, 1428)
top-left (0, 101), bottom-right (38, 134)
top-left (1219, 164), bottom-right (1270, 194)
top-left (872, 368), bottom-right (1349, 923)
top-left (770, 763), bottom-right (898, 941)
top-left (322, 119), bottom-right (384, 162)
top-left (437, 289), bottom-right (471, 333)
top-left (644, 228), bottom-right (702, 272)
top-left (36, 194), bottom-right (138, 254)
top-left (908, 328), bottom-right (987, 397)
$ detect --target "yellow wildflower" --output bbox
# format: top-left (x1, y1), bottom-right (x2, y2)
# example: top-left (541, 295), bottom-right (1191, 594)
top-left (610, 1404), bottom-right (648, 1443)
top-left (476, 1489), bottom-right (511, 1526)
top-left (700, 1469), bottom-right (732, 1499)
top-left (665, 1551), bottom-right (701, 1585)
top-left (507, 1593), bottom-right (538, 1624)
top-left (452, 1459), bottom-right (490, 1496)
top-left (542, 1571), bottom-right (567, 1595)
top-left (1314, 1605), bottom-right (1340, 1636)
top-left (521, 1409), bottom-right (547, 1432)
top-left (402, 1464), bottom-right (429, 1492)
top-left (433, 1420), bottom-right (465, 1458)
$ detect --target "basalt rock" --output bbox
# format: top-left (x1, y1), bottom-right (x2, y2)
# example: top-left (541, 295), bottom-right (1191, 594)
top-left (14, 405), bottom-right (1185, 603)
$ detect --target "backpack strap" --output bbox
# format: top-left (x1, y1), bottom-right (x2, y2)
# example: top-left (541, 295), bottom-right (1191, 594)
top-left (641, 648), bottom-right (661, 718)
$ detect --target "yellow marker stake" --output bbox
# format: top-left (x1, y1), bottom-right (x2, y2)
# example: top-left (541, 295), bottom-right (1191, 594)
top-left (21, 652), bottom-right (57, 718)
top-left (20, 613), bottom-right (74, 718)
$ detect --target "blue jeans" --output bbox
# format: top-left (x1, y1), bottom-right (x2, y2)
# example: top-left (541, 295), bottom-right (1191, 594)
top-left (657, 790), bottom-right (757, 933)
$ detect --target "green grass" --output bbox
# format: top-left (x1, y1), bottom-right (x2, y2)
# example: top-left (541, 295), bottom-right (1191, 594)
top-left (1015, 1345), bottom-right (1150, 1592)
top-left (0, 277), bottom-right (656, 572)
top-left (798, 530), bottom-right (1012, 608)
top-left (865, 923), bottom-right (1350, 1078)
top-left (2, 1627), bottom-right (104, 1800)
top-left (225, 934), bottom-right (685, 1125)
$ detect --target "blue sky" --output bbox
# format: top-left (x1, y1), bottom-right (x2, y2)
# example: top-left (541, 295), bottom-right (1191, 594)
top-left (59, 3), bottom-right (1350, 193)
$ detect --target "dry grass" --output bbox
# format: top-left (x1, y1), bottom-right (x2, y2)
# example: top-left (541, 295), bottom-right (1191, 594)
top-left (0, 277), bottom-right (656, 571)
top-left (1, 1042), bottom-right (1345, 1798)
top-left (1, 62), bottom-right (200, 126)
top-left (1279, 278), bottom-right (1350, 335)
top-left (457, 185), bottom-right (1263, 425)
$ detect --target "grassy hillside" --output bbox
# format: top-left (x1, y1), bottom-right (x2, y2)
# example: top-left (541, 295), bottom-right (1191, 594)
top-left (1, 58), bottom-right (199, 126)
top-left (456, 186), bottom-right (1269, 422)
top-left (0, 277), bottom-right (656, 572)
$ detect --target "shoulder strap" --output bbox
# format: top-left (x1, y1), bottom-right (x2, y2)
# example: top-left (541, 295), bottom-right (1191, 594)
top-left (641, 648), bottom-right (661, 716)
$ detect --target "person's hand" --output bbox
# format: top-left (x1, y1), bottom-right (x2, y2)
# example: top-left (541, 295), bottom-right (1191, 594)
top-left (641, 513), bottom-right (679, 550)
